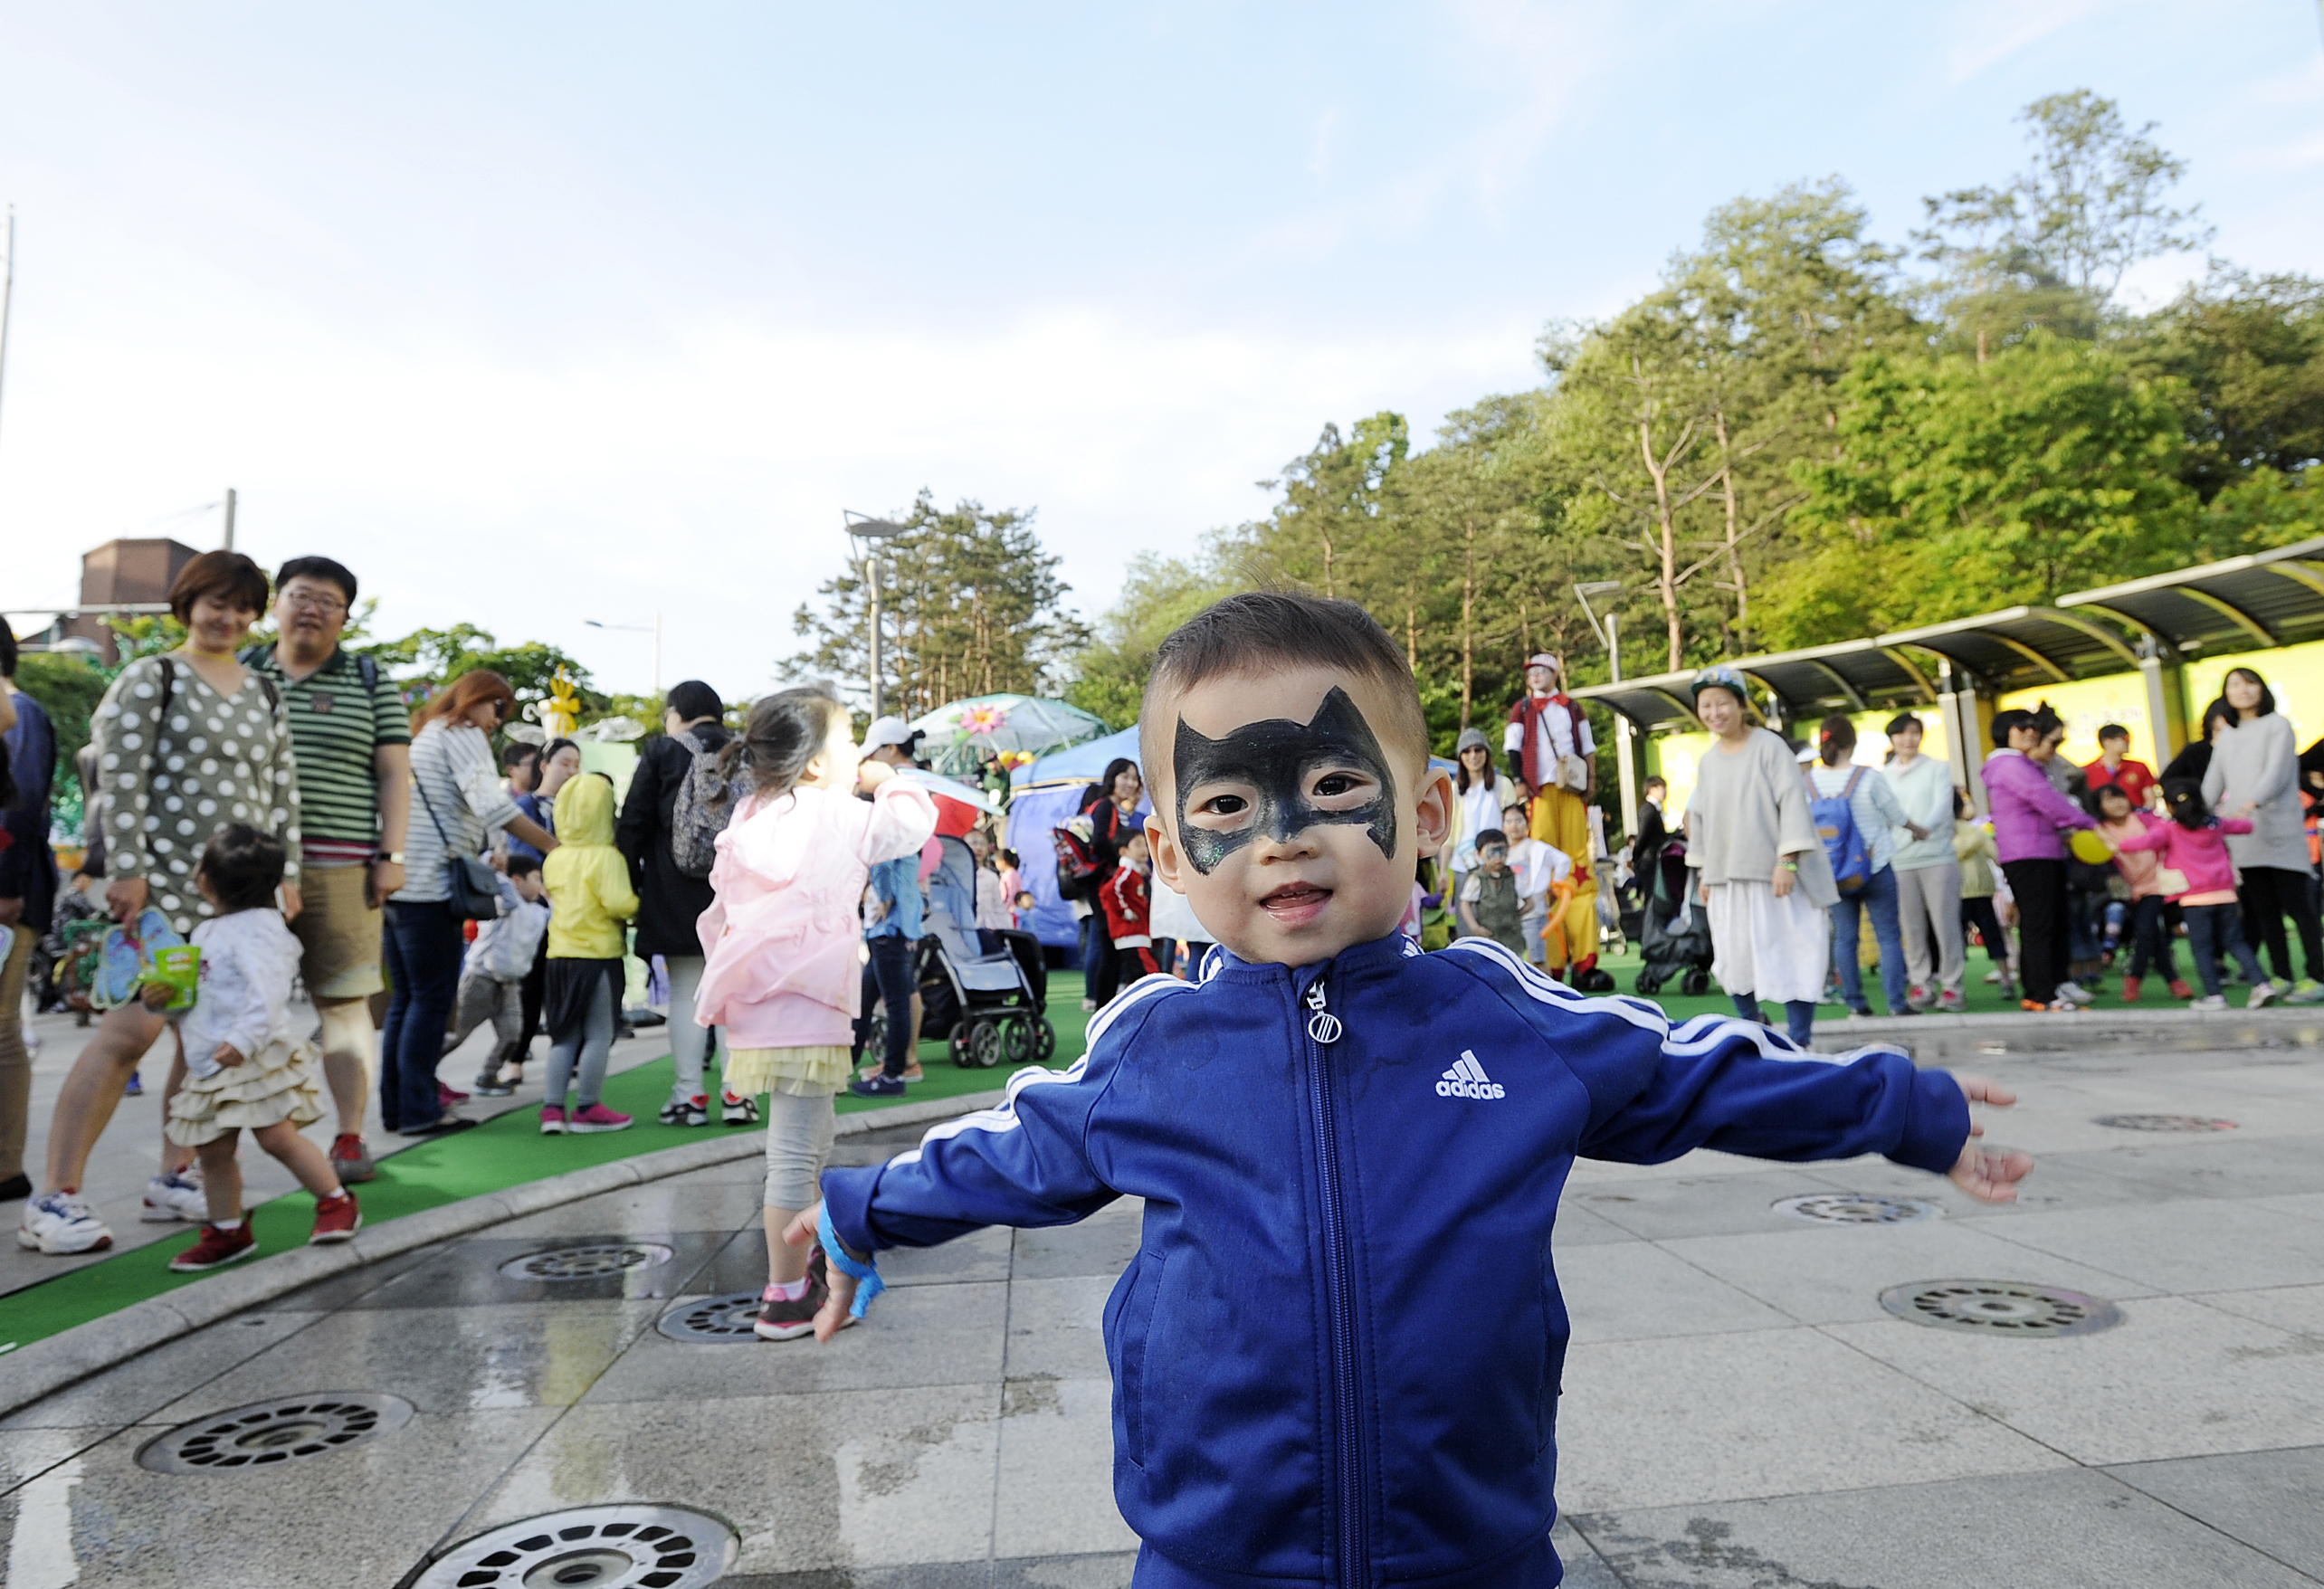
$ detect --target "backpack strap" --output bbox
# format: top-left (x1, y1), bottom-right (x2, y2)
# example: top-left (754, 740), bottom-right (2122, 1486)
top-left (155, 657), bottom-right (176, 726)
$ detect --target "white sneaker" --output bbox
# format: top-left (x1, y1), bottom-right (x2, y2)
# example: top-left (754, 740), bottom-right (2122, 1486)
top-left (17, 1191), bottom-right (113, 1254)
top-left (141, 1171), bottom-right (208, 1223)
top-left (2248, 980), bottom-right (2281, 1009)
top-left (2053, 982), bottom-right (2095, 1008)
top-left (2191, 993), bottom-right (2228, 1011)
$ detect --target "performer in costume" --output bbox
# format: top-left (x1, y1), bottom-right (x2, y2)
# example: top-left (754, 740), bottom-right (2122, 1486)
top-left (1504, 652), bottom-right (1603, 985)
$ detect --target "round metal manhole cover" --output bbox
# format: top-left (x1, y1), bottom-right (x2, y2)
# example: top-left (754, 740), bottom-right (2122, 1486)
top-left (138, 1392), bottom-right (413, 1474)
top-left (498, 1242), bottom-right (675, 1282)
top-left (2094, 1114), bottom-right (2238, 1133)
top-left (1880, 1280), bottom-right (2122, 1337)
top-left (1775, 1193), bottom-right (1943, 1225)
top-left (409, 1505), bottom-right (736, 1589)
top-left (655, 1293), bottom-right (764, 1344)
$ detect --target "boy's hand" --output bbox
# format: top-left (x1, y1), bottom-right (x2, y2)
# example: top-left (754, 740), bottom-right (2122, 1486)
top-left (138, 981), bottom-right (173, 1012)
top-left (214, 1042), bottom-right (247, 1069)
top-left (1947, 1073), bottom-right (2033, 1203)
top-left (779, 1202), bottom-right (860, 1343)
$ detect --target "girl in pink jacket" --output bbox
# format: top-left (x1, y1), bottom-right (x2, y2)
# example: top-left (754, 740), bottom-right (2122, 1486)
top-left (692, 687), bottom-right (938, 1340)
top-left (2114, 779), bottom-right (2274, 1010)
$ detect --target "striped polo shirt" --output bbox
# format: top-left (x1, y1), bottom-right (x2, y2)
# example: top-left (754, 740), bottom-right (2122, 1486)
top-left (247, 645), bottom-right (411, 852)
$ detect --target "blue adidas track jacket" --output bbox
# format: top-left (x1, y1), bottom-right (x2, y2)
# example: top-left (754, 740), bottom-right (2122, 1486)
top-left (823, 933), bottom-right (1970, 1589)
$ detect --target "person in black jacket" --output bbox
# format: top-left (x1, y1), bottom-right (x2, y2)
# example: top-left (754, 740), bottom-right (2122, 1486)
top-left (1078, 757), bottom-right (1144, 1011)
top-left (615, 680), bottom-right (741, 1127)
top-left (1, 620), bottom-right (59, 1201)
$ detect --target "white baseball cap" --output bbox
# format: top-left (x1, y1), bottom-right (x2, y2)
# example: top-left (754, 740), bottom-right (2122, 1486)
top-left (863, 715), bottom-right (920, 751)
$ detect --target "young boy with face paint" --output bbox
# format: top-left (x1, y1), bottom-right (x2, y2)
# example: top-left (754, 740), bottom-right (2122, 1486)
top-left (795, 593), bottom-right (2032, 1589)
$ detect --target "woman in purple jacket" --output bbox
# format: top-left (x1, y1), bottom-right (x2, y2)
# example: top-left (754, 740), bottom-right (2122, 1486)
top-left (1981, 705), bottom-right (2100, 1011)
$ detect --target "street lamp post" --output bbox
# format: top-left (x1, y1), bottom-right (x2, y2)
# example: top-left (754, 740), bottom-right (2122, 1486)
top-left (843, 511), bottom-right (909, 719)
top-left (1574, 582), bottom-right (1638, 842)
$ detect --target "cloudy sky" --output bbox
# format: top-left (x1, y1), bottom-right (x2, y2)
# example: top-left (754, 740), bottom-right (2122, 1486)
top-left (2, 2), bottom-right (2318, 699)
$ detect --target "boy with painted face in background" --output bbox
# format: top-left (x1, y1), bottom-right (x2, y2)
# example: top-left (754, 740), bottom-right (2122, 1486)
top-left (795, 592), bottom-right (2031, 1589)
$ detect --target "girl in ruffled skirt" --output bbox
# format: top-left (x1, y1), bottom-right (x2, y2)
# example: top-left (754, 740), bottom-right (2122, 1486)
top-left (161, 825), bottom-right (359, 1271)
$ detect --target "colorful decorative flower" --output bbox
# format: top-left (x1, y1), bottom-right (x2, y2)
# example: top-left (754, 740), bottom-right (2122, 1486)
top-left (959, 703), bottom-right (1011, 737)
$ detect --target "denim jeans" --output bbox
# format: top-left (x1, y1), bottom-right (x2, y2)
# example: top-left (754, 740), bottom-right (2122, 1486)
top-left (853, 933), bottom-right (918, 1078)
top-left (2124, 894), bottom-right (2179, 983)
top-left (1829, 864), bottom-right (1910, 1015)
top-left (1731, 994), bottom-right (1817, 1047)
top-left (381, 898), bottom-right (466, 1132)
top-left (2185, 902), bottom-right (2267, 996)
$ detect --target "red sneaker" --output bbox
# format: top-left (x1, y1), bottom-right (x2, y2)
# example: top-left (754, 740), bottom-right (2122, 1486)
top-left (170, 1222), bottom-right (256, 1272)
top-left (567, 1103), bottom-right (633, 1135)
top-left (436, 1080), bottom-right (471, 1107)
top-left (329, 1134), bottom-right (376, 1185)
top-left (309, 1191), bottom-right (361, 1244)
top-left (2168, 979), bottom-right (2195, 999)
top-left (2121, 975), bottom-right (2142, 1003)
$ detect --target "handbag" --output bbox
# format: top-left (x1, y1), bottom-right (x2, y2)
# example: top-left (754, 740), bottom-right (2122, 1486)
top-left (413, 768), bottom-right (504, 922)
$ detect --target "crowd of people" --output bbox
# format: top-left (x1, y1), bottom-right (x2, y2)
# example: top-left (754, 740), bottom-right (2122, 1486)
top-left (1639, 661), bottom-right (2324, 1049)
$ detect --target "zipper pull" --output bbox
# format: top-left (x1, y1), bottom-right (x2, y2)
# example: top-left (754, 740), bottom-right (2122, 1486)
top-left (1306, 976), bottom-right (1342, 1045)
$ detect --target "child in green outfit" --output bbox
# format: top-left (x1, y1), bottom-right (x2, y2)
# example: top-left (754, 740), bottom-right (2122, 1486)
top-left (1456, 829), bottom-right (1529, 957)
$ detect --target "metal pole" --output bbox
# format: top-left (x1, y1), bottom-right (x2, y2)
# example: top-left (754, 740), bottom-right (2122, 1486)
top-left (0, 207), bottom-right (14, 461)
top-left (865, 548), bottom-right (882, 720)
top-left (222, 487), bottom-right (236, 551)
top-left (652, 610), bottom-right (662, 698)
top-left (1608, 613), bottom-right (1639, 840)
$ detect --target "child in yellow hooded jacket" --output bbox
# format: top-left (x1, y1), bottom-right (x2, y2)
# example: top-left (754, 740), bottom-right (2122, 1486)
top-left (540, 773), bottom-right (641, 1133)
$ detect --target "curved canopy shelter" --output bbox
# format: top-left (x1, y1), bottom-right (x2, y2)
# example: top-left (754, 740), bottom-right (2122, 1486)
top-left (2060, 536), bottom-right (2324, 658)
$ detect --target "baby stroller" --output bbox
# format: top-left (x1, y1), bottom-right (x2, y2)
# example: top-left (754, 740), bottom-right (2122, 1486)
top-left (913, 908), bottom-right (1057, 1068)
top-left (1633, 845), bottom-right (1712, 997)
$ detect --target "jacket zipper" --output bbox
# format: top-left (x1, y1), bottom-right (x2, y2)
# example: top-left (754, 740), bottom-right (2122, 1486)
top-left (1301, 969), bottom-right (1366, 1586)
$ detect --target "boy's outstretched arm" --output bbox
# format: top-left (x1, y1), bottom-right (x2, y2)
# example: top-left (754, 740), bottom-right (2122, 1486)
top-left (785, 982), bottom-right (1181, 1342)
top-left (1547, 994), bottom-right (2034, 1198)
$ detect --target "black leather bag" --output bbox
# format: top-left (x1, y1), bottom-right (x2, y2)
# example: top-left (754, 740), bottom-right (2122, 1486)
top-left (413, 775), bottom-right (503, 922)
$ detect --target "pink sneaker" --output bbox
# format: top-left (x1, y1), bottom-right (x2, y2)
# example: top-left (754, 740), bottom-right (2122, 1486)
top-left (539, 1105), bottom-right (567, 1136)
top-left (567, 1103), bottom-right (633, 1135)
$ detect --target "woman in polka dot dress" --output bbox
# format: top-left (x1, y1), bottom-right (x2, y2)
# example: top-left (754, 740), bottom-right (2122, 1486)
top-left (16, 551), bottom-right (305, 1260)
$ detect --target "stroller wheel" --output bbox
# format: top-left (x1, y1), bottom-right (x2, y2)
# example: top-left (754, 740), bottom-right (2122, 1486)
top-left (967, 1019), bottom-right (1005, 1069)
top-left (998, 1013), bottom-right (1036, 1066)
top-left (1033, 1018), bottom-right (1057, 1063)
top-left (1635, 972), bottom-right (1662, 995)
top-left (867, 1010), bottom-right (891, 1061)
top-left (1681, 968), bottom-right (1710, 996)
top-left (947, 1022), bottom-right (973, 1068)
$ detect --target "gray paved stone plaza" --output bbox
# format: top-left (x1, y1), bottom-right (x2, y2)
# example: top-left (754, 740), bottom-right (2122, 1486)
top-left (1, 1019), bottom-right (2320, 1587)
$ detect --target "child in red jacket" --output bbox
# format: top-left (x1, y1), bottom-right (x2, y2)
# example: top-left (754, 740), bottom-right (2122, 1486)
top-left (1100, 832), bottom-right (1163, 980)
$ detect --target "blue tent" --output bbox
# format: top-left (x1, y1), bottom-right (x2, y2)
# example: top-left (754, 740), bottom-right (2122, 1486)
top-left (1005, 727), bottom-right (1148, 953)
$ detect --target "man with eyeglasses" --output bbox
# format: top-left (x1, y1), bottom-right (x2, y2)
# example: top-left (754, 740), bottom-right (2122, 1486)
top-left (244, 556), bottom-right (412, 1185)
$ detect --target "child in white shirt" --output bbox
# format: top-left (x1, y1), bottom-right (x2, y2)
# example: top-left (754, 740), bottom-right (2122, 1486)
top-left (1502, 801), bottom-right (1574, 966)
top-left (453, 856), bottom-right (553, 1096)
top-left (156, 824), bottom-right (358, 1271)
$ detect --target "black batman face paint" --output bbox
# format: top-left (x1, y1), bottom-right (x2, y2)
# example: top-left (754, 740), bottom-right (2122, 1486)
top-left (1172, 686), bottom-right (1399, 875)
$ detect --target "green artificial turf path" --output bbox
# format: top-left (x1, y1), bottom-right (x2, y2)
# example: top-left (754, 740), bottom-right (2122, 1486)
top-left (0, 993), bottom-right (1097, 1355)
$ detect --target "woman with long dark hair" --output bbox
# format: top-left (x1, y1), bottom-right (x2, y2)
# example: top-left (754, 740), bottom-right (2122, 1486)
top-left (1080, 757), bottom-right (1144, 1010)
top-left (1446, 728), bottom-right (1501, 935)
top-left (383, 671), bottom-right (557, 1137)
top-left (2205, 667), bottom-right (2323, 1000)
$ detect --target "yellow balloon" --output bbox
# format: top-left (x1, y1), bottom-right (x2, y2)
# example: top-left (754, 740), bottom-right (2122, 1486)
top-left (2069, 829), bottom-right (2116, 865)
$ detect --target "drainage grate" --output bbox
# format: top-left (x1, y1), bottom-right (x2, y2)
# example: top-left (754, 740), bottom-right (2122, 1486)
top-left (655, 1292), bottom-right (765, 1344)
top-left (2094, 1114), bottom-right (2237, 1133)
top-left (138, 1392), bottom-right (413, 1474)
top-left (409, 1505), bottom-right (736, 1589)
top-left (1775, 1193), bottom-right (1942, 1225)
top-left (498, 1242), bottom-right (675, 1282)
top-left (1879, 1280), bottom-right (2122, 1337)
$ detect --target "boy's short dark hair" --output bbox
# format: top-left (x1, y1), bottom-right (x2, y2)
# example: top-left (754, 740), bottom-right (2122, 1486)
top-left (1643, 775), bottom-right (1666, 792)
top-left (1476, 828), bottom-right (1509, 851)
top-left (1140, 592), bottom-right (1429, 773)
top-left (274, 556), bottom-right (358, 605)
top-left (198, 823), bottom-right (287, 912)
top-left (503, 741), bottom-right (541, 774)
top-left (506, 854), bottom-right (541, 880)
top-left (2097, 723), bottom-right (2129, 744)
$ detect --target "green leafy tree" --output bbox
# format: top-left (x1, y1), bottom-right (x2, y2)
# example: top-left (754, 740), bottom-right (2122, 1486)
top-left (1062, 540), bottom-right (1252, 730)
top-left (363, 624), bottom-right (603, 726)
top-left (1768, 334), bottom-right (2195, 642)
top-left (790, 493), bottom-right (1089, 716)
top-left (2120, 268), bottom-right (2324, 500)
